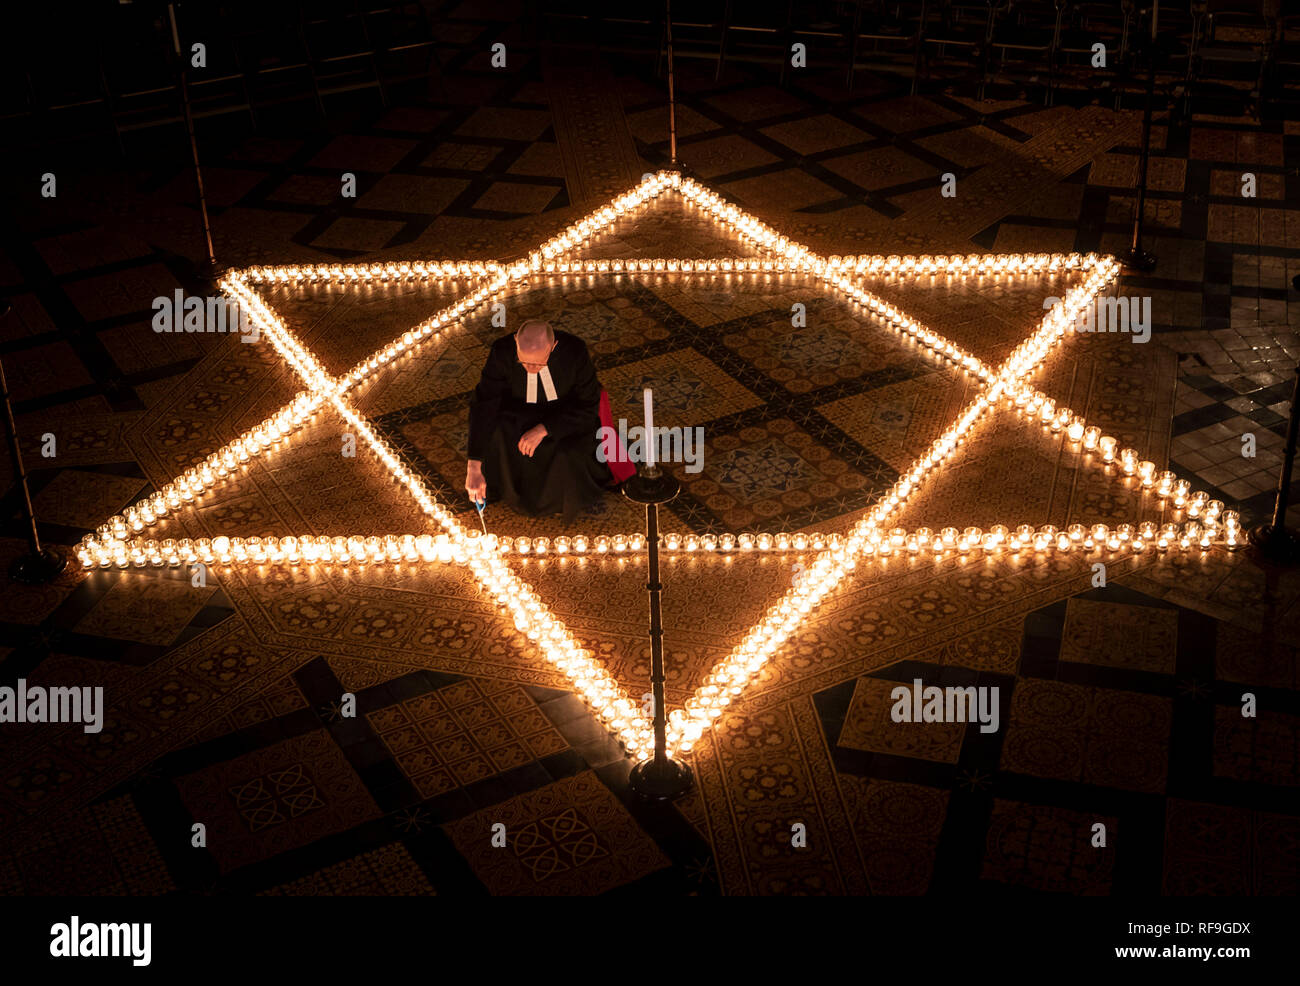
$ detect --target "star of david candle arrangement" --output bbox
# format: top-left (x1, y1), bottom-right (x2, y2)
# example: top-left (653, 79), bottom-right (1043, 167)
top-left (72, 171), bottom-right (1239, 759)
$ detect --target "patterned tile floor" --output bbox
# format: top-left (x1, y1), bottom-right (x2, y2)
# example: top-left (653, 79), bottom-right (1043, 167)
top-left (1, 11), bottom-right (1299, 895)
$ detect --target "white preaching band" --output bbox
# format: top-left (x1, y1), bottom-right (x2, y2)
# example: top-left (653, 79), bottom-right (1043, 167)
top-left (525, 365), bottom-right (558, 403)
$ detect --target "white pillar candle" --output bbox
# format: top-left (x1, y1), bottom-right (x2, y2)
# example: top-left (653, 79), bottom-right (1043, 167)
top-left (643, 387), bottom-right (655, 469)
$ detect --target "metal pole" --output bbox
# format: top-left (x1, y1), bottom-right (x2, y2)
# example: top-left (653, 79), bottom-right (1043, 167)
top-left (1249, 364), bottom-right (1300, 562)
top-left (623, 464), bottom-right (693, 799)
top-left (1, 303), bottom-right (66, 584)
top-left (0, 359), bottom-right (42, 557)
top-left (168, 4), bottom-right (220, 284)
top-left (1125, 1), bottom-right (1158, 272)
top-left (666, 0), bottom-right (678, 165)
top-left (644, 499), bottom-right (669, 766)
top-left (1269, 367), bottom-right (1300, 530)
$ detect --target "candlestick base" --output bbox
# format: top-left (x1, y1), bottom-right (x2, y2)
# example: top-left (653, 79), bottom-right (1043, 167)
top-left (9, 546), bottom-right (67, 585)
top-left (1123, 248), bottom-right (1157, 273)
top-left (622, 468), bottom-right (680, 505)
top-left (1247, 523), bottom-right (1300, 565)
top-left (197, 256), bottom-right (224, 290)
top-left (628, 755), bottom-right (694, 801)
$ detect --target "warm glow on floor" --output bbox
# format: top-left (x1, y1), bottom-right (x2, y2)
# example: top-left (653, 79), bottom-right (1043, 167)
top-left (75, 171), bottom-right (1238, 758)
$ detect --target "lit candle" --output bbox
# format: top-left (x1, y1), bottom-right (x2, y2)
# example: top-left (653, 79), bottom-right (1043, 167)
top-left (643, 387), bottom-right (655, 469)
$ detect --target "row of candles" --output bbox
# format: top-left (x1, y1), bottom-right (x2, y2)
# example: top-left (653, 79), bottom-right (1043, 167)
top-left (78, 387), bottom-right (1231, 567)
top-left (76, 514), bottom-right (1238, 571)
top-left (238, 254), bottom-right (1087, 281)
top-left (470, 253), bottom-right (1097, 277)
top-left (80, 336), bottom-right (1235, 566)
top-left (71, 170), bottom-right (1207, 756)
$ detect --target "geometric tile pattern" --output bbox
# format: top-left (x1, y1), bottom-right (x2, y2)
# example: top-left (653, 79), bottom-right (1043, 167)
top-left (260, 842), bottom-right (435, 895)
top-left (368, 680), bottom-right (567, 798)
top-left (1058, 597), bottom-right (1178, 673)
top-left (174, 731), bottom-right (382, 873)
top-left (442, 771), bottom-right (670, 895)
top-left (981, 799), bottom-right (1117, 894)
top-left (1001, 679), bottom-right (1171, 793)
top-left (839, 677), bottom-right (966, 764)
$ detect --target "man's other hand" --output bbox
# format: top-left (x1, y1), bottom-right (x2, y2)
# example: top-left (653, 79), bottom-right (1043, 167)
top-left (518, 424), bottom-right (547, 457)
top-left (465, 460), bottom-right (487, 503)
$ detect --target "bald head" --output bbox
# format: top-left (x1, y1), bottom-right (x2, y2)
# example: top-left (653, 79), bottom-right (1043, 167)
top-left (515, 320), bottom-right (555, 364)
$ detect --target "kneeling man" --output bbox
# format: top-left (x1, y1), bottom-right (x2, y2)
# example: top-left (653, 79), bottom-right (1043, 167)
top-left (465, 320), bottom-right (609, 521)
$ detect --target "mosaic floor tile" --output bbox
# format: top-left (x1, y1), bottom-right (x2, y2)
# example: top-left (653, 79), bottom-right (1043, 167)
top-left (260, 842), bottom-right (435, 895)
top-left (442, 771), bottom-right (669, 895)
top-left (1162, 799), bottom-right (1300, 895)
top-left (2, 795), bottom-right (173, 895)
top-left (1001, 679), bottom-right (1171, 793)
top-left (1058, 597), bottom-right (1178, 673)
top-left (175, 730), bottom-right (383, 874)
top-left (982, 799), bottom-right (1116, 894)
top-left (839, 775), bottom-right (948, 895)
top-left (839, 677), bottom-right (966, 764)
top-left (75, 576), bottom-right (215, 646)
top-left (367, 681), bottom-right (568, 798)
top-left (1213, 706), bottom-right (1300, 787)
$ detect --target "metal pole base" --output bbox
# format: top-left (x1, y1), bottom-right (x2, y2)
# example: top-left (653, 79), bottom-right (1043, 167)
top-left (199, 257), bottom-right (224, 290)
top-left (622, 467), bottom-right (681, 505)
top-left (628, 755), bottom-right (694, 801)
top-left (1123, 248), bottom-right (1157, 273)
top-left (9, 545), bottom-right (67, 584)
top-left (1247, 524), bottom-right (1300, 565)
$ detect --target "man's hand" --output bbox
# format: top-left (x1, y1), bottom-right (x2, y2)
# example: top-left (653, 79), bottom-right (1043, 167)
top-left (465, 460), bottom-right (487, 504)
top-left (517, 424), bottom-right (547, 457)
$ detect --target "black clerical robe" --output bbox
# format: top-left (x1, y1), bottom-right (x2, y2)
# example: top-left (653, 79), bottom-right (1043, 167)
top-left (467, 330), bottom-right (609, 521)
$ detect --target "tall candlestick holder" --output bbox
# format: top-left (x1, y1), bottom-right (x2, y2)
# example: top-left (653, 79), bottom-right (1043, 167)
top-left (1249, 363), bottom-right (1300, 563)
top-left (622, 460), bottom-right (694, 800)
top-left (1, 301), bottom-right (66, 585)
top-left (168, 3), bottom-right (221, 287)
top-left (1124, 5), bottom-right (1159, 273)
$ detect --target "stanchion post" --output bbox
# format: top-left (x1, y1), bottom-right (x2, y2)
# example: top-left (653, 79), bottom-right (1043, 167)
top-left (665, 0), bottom-right (678, 166)
top-left (1, 302), bottom-right (67, 584)
top-left (1125, 1), bottom-right (1159, 273)
top-left (622, 463), bottom-right (693, 800)
top-left (1248, 364), bottom-right (1300, 563)
top-left (168, 3), bottom-right (221, 287)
